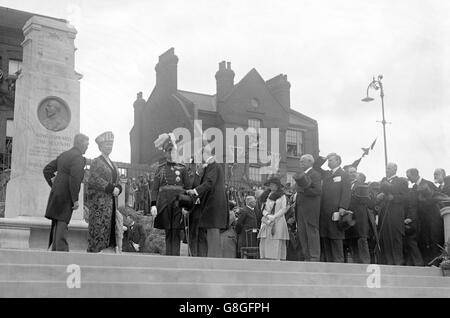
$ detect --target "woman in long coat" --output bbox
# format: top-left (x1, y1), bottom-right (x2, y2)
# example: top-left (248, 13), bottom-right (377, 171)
top-left (258, 177), bottom-right (290, 260)
top-left (86, 131), bottom-right (123, 253)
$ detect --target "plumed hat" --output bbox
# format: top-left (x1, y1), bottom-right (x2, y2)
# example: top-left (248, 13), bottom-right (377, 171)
top-left (154, 132), bottom-right (178, 152)
top-left (95, 131), bottom-right (114, 146)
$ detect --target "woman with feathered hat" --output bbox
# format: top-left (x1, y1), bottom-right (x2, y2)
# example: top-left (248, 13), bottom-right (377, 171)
top-left (86, 131), bottom-right (123, 253)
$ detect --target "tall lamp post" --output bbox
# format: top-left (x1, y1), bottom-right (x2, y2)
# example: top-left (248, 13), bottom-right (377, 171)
top-left (362, 75), bottom-right (389, 175)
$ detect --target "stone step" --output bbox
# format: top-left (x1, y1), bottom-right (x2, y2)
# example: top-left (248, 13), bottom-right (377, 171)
top-left (0, 281), bottom-right (449, 298)
top-left (0, 249), bottom-right (442, 277)
top-left (1, 264), bottom-right (448, 288)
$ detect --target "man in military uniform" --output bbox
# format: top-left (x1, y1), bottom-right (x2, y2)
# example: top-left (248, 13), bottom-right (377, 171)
top-left (150, 133), bottom-right (190, 256)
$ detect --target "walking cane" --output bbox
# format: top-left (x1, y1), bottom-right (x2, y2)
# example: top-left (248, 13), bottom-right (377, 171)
top-left (182, 209), bottom-right (192, 256)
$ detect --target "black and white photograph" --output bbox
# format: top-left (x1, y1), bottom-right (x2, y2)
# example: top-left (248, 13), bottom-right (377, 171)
top-left (0, 0), bottom-right (449, 302)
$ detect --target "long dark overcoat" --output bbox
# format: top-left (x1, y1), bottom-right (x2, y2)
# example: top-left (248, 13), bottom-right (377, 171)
top-left (378, 176), bottom-right (408, 265)
top-left (195, 162), bottom-right (229, 229)
top-left (414, 178), bottom-right (445, 264)
top-left (346, 183), bottom-right (371, 239)
top-left (294, 168), bottom-right (322, 229)
top-left (319, 167), bottom-right (352, 239)
top-left (43, 147), bottom-right (86, 224)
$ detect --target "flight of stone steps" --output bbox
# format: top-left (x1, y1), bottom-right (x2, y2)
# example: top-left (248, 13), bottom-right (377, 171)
top-left (0, 248), bottom-right (449, 298)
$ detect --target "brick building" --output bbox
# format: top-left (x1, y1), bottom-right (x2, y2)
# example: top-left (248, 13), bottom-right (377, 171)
top-left (130, 48), bottom-right (319, 187)
top-left (0, 6), bottom-right (66, 170)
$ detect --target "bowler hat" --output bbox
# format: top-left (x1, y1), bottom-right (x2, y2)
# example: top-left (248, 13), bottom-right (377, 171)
top-left (338, 210), bottom-right (356, 231)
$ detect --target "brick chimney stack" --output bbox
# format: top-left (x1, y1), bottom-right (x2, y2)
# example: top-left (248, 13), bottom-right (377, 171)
top-left (155, 48), bottom-right (178, 94)
top-left (215, 60), bottom-right (235, 102)
top-left (266, 74), bottom-right (291, 110)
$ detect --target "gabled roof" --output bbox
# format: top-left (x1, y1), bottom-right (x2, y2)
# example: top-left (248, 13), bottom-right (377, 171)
top-left (178, 89), bottom-right (216, 112)
top-left (229, 68), bottom-right (289, 115)
top-left (289, 108), bottom-right (318, 125)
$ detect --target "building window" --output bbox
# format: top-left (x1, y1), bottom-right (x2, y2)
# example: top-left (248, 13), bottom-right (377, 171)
top-left (249, 167), bottom-right (261, 182)
top-left (8, 59), bottom-right (22, 76)
top-left (286, 129), bottom-right (303, 157)
top-left (118, 167), bottom-right (127, 177)
top-left (248, 119), bottom-right (261, 163)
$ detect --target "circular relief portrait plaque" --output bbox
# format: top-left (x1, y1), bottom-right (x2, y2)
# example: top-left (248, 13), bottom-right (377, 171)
top-left (37, 96), bottom-right (71, 132)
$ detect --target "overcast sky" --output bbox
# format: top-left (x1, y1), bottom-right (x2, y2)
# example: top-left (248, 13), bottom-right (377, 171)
top-left (3, 0), bottom-right (450, 182)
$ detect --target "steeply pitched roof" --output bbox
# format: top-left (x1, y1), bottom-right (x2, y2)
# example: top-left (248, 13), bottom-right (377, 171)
top-left (289, 108), bottom-right (318, 126)
top-left (178, 90), bottom-right (216, 112)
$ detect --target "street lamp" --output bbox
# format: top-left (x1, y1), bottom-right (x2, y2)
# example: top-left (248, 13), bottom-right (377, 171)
top-left (362, 75), bottom-right (389, 175)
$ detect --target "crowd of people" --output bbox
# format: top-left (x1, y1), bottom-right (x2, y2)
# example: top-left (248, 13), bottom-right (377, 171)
top-left (125, 175), bottom-right (151, 214)
top-left (42, 131), bottom-right (449, 267)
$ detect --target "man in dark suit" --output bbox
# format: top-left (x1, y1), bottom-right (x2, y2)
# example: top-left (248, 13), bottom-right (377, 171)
top-left (407, 168), bottom-right (444, 265)
top-left (316, 153), bottom-right (352, 263)
top-left (186, 145), bottom-right (228, 257)
top-left (377, 162), bottom-right (408, 265)
top-left (235, 196), bottom-right (258, 258)
top-left (294, 154), bottom-right (322, 262)
top-left (43, 133), bottom-right (89, 251)
top-left (186, 161), bottom-right (207, 257)
top-left (434, 168), bottom-right (450, 196)
top-left (403, 187), bottom-right (424, 266)
top-left (345, 170), bottom-right (371, 264)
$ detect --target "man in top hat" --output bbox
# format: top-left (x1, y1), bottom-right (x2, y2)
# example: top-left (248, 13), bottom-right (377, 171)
top-left (151, 133), bottom-right (190, 256)
top-left (43, 133), bottom-right (89, 251)
top-left (293, 154), bottom-right (322, 262)
top-left (315, 153), bottom-right (352, 263)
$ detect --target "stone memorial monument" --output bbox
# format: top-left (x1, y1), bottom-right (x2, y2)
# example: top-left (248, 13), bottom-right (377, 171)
top-left (0, 16), bottom-right (87, 250)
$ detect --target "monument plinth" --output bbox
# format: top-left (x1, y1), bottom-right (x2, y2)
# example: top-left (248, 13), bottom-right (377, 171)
top-left (0, 16), bottom-right (87, 250)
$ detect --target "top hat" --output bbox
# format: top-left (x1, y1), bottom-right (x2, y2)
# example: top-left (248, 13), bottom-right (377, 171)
top-left (95, 131), bottom-right (114, 146)
top-left (354, 184), bottom-right (370, 198)
top-left (176, 193), bottom-right (195, 210)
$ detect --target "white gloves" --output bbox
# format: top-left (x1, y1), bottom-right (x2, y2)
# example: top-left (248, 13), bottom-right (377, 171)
top-left (151, 206), bottom-right (157, 217)
top-left (113, 187), bottom-right (120, 197)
